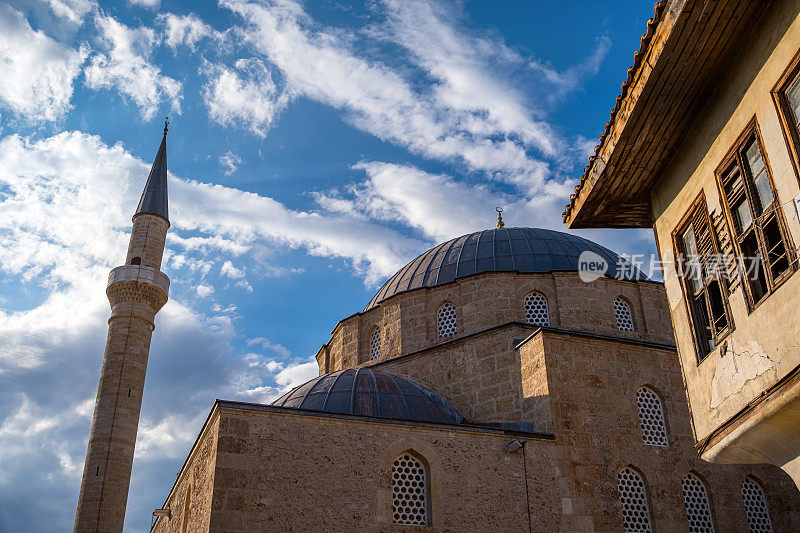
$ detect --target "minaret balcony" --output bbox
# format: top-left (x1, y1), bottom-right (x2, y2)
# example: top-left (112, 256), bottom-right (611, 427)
top-left (107, 265), bottom-right (170, 296)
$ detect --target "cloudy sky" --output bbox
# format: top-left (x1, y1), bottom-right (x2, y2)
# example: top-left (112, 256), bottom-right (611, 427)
top-left (0, 0), bottom-right (658, 530)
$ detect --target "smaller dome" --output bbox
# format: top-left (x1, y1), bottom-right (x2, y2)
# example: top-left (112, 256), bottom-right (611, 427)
top-left (272, 368), bottom-right (463, 425)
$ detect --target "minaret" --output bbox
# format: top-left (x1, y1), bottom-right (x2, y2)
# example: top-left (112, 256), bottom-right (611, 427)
top-left (75, 120), bottom-right (171, 532)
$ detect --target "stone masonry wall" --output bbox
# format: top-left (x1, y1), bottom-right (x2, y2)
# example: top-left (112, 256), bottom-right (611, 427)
top-left (126, 214), bottom-right (169, 269)
top-left (319, 272), bottom-right (673, 375)
top-left (152, 415), bottom-right (220, 533)
top-left (207, 407), bottom-right (561, 532)
top-left (374, 324), bottom-right (539, 427)
top-left (160, 397), bottom-right (800, 532)
top-left (537, 330), bottom-right (800, 531)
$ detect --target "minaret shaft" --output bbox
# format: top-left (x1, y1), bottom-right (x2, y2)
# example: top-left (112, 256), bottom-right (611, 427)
top-left (75, 124), bottom-right (170, 532)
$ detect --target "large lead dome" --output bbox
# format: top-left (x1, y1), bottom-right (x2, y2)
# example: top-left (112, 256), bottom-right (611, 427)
top-left (366, 227), bottom-right (644, 310)
top-left (273, 368), bottom-right (463, 425)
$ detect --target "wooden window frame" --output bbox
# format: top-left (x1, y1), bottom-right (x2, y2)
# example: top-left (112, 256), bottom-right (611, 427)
top-left (672, 192), bottom-right (734, 363)
top-left (771, 46), bottom-right (800, 186)
top-left (715, 119), bottom-right (797, 313)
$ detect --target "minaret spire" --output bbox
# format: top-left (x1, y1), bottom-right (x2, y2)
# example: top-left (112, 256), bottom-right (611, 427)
top-left (135, 116), bottom-right (169, 224)
top-left (75, 123), bottom-right (172, 532)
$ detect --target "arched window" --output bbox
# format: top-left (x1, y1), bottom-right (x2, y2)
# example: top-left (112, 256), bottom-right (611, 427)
top-left (742, 477), bottom-right (773, 533)
top-left (369, 327), bottom-right (382, 360)
top-left (524, 292), bottom-right (550, 326)
top-left (682, 473), bottom-right (715, 533)
top-left (392, 452), bottom-right (429, 526)
top-left (130, 256), bottom-right (141, 265)
top-left (437, 303), bottom-right (457, 338)
top-left (636, 387), bottom-right (668, 447)
top-left (617, 467), bottom-right (653, 532)
top-left (615, 297), bottom-right (634, 331)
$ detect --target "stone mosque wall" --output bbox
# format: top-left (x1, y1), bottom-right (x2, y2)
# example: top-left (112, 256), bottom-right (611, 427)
top-left (153, 391), bottom-right (800, 532)
top-left (152, 269), bottom-right (800, 532)
top-left (317, 272), bottom-right (674, 375)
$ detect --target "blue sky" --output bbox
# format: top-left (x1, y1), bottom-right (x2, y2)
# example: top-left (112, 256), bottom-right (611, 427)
top-left (0, 1), bottom-right (658, 531)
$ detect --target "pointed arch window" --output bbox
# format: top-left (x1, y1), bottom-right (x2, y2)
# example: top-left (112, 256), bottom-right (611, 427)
top-left (369, 327), bottom-right (382, 360)
top-left (524, 292), bottom-right (550, 326)
top-left (682, 473), bottom-right (715, 532)
top-left (617, 467), bottom-right (653, 532)
top-left (615, 297), bottom-right (635, 331)
top-left (636, 387), bottom-right (668, 447)
top-left (437, 303), bottom-right (457, 338)
top-left (392, 452), bottom-right (429, 526)
top-left (742, 477), bottom-right (773, 533)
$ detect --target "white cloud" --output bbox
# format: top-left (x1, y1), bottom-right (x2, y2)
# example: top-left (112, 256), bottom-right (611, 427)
top-left (195, 283), bottom-right (214, 298)
top-left (0, 130), bottom-right (424, 322)
top-left (221, 0), bottom-right (557, 191)
top-left (246, 338), bottom-right (291, 359)
top-left (219, 151), bottom-right (242, 175)
top-left (0, 6), bottom-right (88, 122)
top-left (135, 413), bottom-right (202, 459)
top-left (202, 58), bottom-right (290, 137)
top-left (45, 0), bottom-right (94, 25)
top-left (158, 12), bottom-right (220, 51)
top-left (129, 0), bottom-right (159, 9)
top-left (315, 160), bottom-right (590, 245)
top-left (84, 14), bottom-right (182, 120)
top-left (379, 0), bottom-right (555, 150)
top-left (274, 357), bottom-right (317, 388)
top-left (220, 260), bottom-right (245, 279)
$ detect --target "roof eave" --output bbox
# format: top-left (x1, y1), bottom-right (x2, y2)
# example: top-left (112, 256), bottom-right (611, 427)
top-left (565, 0), bottom-right (766, 229)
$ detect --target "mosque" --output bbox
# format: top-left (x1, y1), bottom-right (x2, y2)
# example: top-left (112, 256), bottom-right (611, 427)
top-left (74, 128), bottom-right (800, 532)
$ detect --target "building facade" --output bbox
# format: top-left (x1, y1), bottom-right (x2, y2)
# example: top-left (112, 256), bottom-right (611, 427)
top-left (152, 228), bottom-right (800, 532)
top-left (565, 1), bottom-right (800, 486)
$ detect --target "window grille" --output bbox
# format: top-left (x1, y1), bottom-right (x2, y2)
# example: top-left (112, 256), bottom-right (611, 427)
top-left (742, 478), bottom-right (773, 533)
top-left (437, 303), bottom-right (457, 338)
top-left (524, 292), bottom-right (550, 326)
top-left (617, 467), bottom-right (653, 532)
top-left (392, 453), bottom-right (428, 526)
top-left (682, 473), bottom-right (715, 533)
top-left (369, 327), bottom-right (381, 360)
top-left (636, 387), bottom-right (668, 447)
top-left (615, 298), bottom-right (634, 331)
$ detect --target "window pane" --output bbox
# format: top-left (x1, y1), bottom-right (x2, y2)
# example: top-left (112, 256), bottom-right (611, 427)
top-left (724, 167), bottom-right (743, 197)
top-left (787, 73), bottom-right (800, 125)
top-left (706, 279), bottom-right (728, 336)
top-left (732, 197), bottom-right (753, 234)
top-left (692, 293), bottom-right (714, 353)
top-left (763, 216), bottom-right (790, 281)
top-left (744, 140), bottom-right (773, 212)
top-left (741, 231), bottom-right (768, 303)
top-left (681, 226), bottom-right (702, 292)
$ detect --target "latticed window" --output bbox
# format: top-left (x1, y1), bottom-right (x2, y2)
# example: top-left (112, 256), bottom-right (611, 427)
top-left (524, 292), bottom-right (549, 326)
top-left (636, 387), bottom-right (668, 447)
top-left (369, 327), bottom-right (381, 360)
top-left (614, 298), bottom-right (634, 331)
top-left (617, 467), bottom-right (653, 533)
top-left (682, 473), bottom-right (715, 533)
top-left (742, 477), bottom-right (773, 533)
top-left (437, 303), bottom-right (457, 338)
top-left (392, 452), bottom-right (429, 526)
